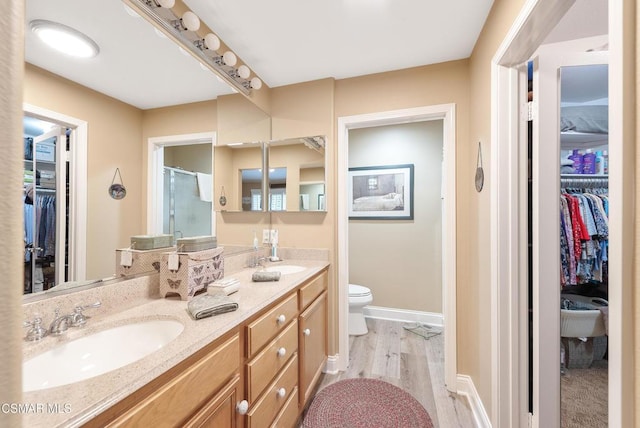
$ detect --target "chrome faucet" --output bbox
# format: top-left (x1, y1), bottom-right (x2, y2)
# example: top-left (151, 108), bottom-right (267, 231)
top-left (49, 301), bottom-right (101, 335)
top-left (49, 309), bottom-right (75, 335)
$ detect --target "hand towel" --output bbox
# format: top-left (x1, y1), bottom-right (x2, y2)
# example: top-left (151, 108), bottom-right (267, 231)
top-left (196, 172), bottom-right (213, 202)
top-left (252, 271), bottom-right (281, 282)
top-left (187, 293), bottom-right (238, 320)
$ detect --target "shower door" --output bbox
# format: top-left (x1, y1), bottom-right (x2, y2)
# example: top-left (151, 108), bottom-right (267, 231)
top-left (163, 167), bottom-right (212, 240)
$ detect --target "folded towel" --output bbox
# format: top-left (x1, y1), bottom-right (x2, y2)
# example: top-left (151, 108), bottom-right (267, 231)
top-left (252, 271), bottom-right (281, 282)
top-left (187, 294), bottom-right (238, 320)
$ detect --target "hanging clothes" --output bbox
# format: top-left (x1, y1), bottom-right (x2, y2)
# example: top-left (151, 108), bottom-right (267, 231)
top-left (24, 192), bottom-right (56, 261)
top-left (560, 185), bottom-right (608, 287)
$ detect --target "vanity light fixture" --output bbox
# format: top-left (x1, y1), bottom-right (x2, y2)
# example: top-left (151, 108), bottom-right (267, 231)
top-left (30, 20), bottom-right (100, 59)
top-left (301, 136), bottom-right (325, 153)
top-left (124, 0), bottom-right (262, 95)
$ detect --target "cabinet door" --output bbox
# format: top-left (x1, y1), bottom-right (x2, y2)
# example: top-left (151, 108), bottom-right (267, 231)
top-left (299, 291), bottom-right (327, 406)
top-left (185, 375), bottom-right (241, 428)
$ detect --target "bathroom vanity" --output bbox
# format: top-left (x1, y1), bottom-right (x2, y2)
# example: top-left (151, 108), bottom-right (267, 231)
top-left (22, 255), bottom-right (329, 428)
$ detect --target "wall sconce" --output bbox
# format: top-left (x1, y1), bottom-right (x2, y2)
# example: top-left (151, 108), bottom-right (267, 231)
top-left (125, 0), bottom-right (263, 96)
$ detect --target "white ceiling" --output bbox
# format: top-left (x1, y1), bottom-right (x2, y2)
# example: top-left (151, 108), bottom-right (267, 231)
top-left (25, 0), bottom-right (495, 110)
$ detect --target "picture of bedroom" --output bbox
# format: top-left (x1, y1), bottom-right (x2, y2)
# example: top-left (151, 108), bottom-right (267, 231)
top-left (348, 164), bottom-right (414, 220)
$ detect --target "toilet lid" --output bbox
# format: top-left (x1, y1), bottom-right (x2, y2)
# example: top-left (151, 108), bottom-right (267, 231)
top-left (349, 284), bottom-right (371, 297)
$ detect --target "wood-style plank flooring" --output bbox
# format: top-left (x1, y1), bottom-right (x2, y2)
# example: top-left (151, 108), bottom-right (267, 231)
top-left (305, 318), bottom-right (475, 427)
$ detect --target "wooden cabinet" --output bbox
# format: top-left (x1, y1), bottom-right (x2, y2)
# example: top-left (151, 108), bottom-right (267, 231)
top-left (88, 267), bottom-right (329, 428)
top-left (91, 332), bottom-right (242, 428)
top-left (299, 290), bottom-right (327, 406)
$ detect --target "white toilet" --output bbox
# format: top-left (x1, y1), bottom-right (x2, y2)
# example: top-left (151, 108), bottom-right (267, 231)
top-left (348, 284), bottom-right (373, 336)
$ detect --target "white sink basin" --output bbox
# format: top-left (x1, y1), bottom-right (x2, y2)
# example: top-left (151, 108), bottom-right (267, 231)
top-left (264, 265), bottom-right (306, 275)
top-left (23, 319), bottom-right (183, 392)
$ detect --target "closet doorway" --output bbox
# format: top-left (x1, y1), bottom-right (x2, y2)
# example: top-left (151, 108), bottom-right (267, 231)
top-left (491, 0), bottom-right (632, 427)
top-left (22, 104), bottom-right (88, 293)
top-left (146, 132), bottom-right (215, 240)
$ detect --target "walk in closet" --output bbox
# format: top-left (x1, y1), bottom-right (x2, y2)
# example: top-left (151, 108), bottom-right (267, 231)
top-left (23, 115), bottom-right (70, 294)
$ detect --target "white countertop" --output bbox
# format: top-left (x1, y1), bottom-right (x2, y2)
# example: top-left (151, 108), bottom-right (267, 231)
top-left (22, 259), bottom-right (329, 428)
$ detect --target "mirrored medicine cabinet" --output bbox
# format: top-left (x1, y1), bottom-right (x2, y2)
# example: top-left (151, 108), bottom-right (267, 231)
top-left (214, 135), bottom-right (326, 213)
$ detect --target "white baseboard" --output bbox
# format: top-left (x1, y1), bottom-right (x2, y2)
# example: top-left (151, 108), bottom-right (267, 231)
top-left (324, 354), bottom-right (340, 375)
top-left (363, 305), bottom-right (444, 328)
top-left (457, 375), bottom-right (492, 428)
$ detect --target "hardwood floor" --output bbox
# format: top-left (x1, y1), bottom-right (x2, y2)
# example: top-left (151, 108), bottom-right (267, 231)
top-left (306, 318), bottom-right (475, 427)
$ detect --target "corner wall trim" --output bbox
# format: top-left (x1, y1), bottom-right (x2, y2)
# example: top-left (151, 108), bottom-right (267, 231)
top-left (457, 375), bottom-right (492, 428)
top-left (364, 306), bottom-right (443, 328)
top-left (324, 355), bottom-right (340, 375)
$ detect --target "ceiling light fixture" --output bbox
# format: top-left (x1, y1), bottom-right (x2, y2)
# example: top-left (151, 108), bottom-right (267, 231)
top-left (30, 20), bottom-right (99, 59)
top-left (124, 0), bottom-right (261, 95)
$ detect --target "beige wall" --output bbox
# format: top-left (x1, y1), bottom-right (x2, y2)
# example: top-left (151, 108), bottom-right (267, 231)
top-left (465, 0), bottom-right (529, 413)
top-left (24, 64), bottom-right (144, 280)
top-left (164, 144), bottom-right (212, 174)
top-left (348, 121), bottom-right (443, 313)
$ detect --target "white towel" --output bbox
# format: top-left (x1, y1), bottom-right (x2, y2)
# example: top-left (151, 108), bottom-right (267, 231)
top-left (196, 172), bottom-right (213, 202)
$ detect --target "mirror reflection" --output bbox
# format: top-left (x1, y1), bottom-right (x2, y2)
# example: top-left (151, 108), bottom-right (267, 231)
top-left (22, 0), bottom-right (271, 298)
top-left (215, 142), bottom-right (265, 212)
top-left (267, 136), bottom-right (326, 212)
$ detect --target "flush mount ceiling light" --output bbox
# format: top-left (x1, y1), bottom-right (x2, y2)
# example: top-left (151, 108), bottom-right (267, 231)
top-left (30, 20), bottom-right (99, 59)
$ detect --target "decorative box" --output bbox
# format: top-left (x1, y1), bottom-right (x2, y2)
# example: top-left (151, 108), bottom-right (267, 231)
top-left (130, 234), bottom-right (174, 250)
top-left (160, 247), bottom-right (224, 301)
top-left (35, 141), bottom-right (55, 162)
top-left (116, 247), bottom-right (173, 278)
top-left (176, 235), bottom-right (217, 252)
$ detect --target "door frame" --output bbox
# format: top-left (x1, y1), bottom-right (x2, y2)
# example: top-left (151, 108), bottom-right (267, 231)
top-left (491, 0), bottom-right (632, 426)
top-left (23, 103), bottom-right (88, 282)
top-left (146, 132), bottom-right (216, 235)
top-left (336, 104), bottom-right (457, 390)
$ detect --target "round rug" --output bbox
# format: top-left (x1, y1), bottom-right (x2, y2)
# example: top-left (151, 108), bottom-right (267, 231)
top-left (303, 378), bottom-right (434, 428)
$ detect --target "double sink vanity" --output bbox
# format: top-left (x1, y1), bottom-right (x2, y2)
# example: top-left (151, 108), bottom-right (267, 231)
top-left (21, 248), bottom-right (329, 428)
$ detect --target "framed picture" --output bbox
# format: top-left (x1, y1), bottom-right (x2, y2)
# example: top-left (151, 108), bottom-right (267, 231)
top-left (348, 164), bottom-right (414, 220)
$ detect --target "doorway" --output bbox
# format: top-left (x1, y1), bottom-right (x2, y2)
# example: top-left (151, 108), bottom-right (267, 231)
top-left (147, 132), bottom-right (216, 239)
top-left (336, 104), bottom-right (457, 390)
top-left (22, 103), bottom-right (88, 290)
top-left (491, 0), bottom-right (631, 427)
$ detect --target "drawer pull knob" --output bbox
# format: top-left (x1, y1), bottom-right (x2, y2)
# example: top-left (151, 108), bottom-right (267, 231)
top-left (303, 328), bottom-right (311, 336)
top-left (236, 400), bottom-right (249, 415)
top-left (277, 387), bottom-right (286, 398)
top-left (276, 314), bottom-right (286, 324)
top-left (277, 347), bottom-right (286, 357)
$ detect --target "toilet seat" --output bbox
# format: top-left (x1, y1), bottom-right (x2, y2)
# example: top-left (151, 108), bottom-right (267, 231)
top-left (349, 284), bottom-right (372, 298)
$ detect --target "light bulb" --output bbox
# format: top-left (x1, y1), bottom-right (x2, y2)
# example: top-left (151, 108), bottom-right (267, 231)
top-left (237, 65), bottom-right (250, 79)
top-left (156, 0), bottom-right (175, 8)
top-left (181, 11), bottom-right (200, 32)
top-left (250, 77), bottom-right (262, 90)
top-left (203, 33), bottom-right (220, 51)
top-left (222, 51), bottom-right (237, 66)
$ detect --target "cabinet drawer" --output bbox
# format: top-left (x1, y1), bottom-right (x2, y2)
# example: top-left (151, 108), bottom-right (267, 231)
top-left (247, 354), bottom-right (298, 428)
top-left (299, 271), bottom-right (327, 311)
top-left (108, 334), bottom-right (240, 427)
top-left (247, 293), bottom-right (298, 357)
top-left (271, 387), bottom-right (299, 428)
top-left (247, 319), bottom-right (298, 403)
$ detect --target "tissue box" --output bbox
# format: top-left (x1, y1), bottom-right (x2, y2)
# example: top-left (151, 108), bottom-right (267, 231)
top-left (176, 235), bottom-right (217, 252)
top-left (130, 234), bottom-right (173, 250)
top-left (160, 247), bottom-right (224, 300)
top-left (116, 247), bottom-right (172, 277)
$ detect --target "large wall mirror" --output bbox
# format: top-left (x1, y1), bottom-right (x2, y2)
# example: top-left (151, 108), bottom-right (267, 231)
top-left (22, 0), bottom-right (271, 299)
